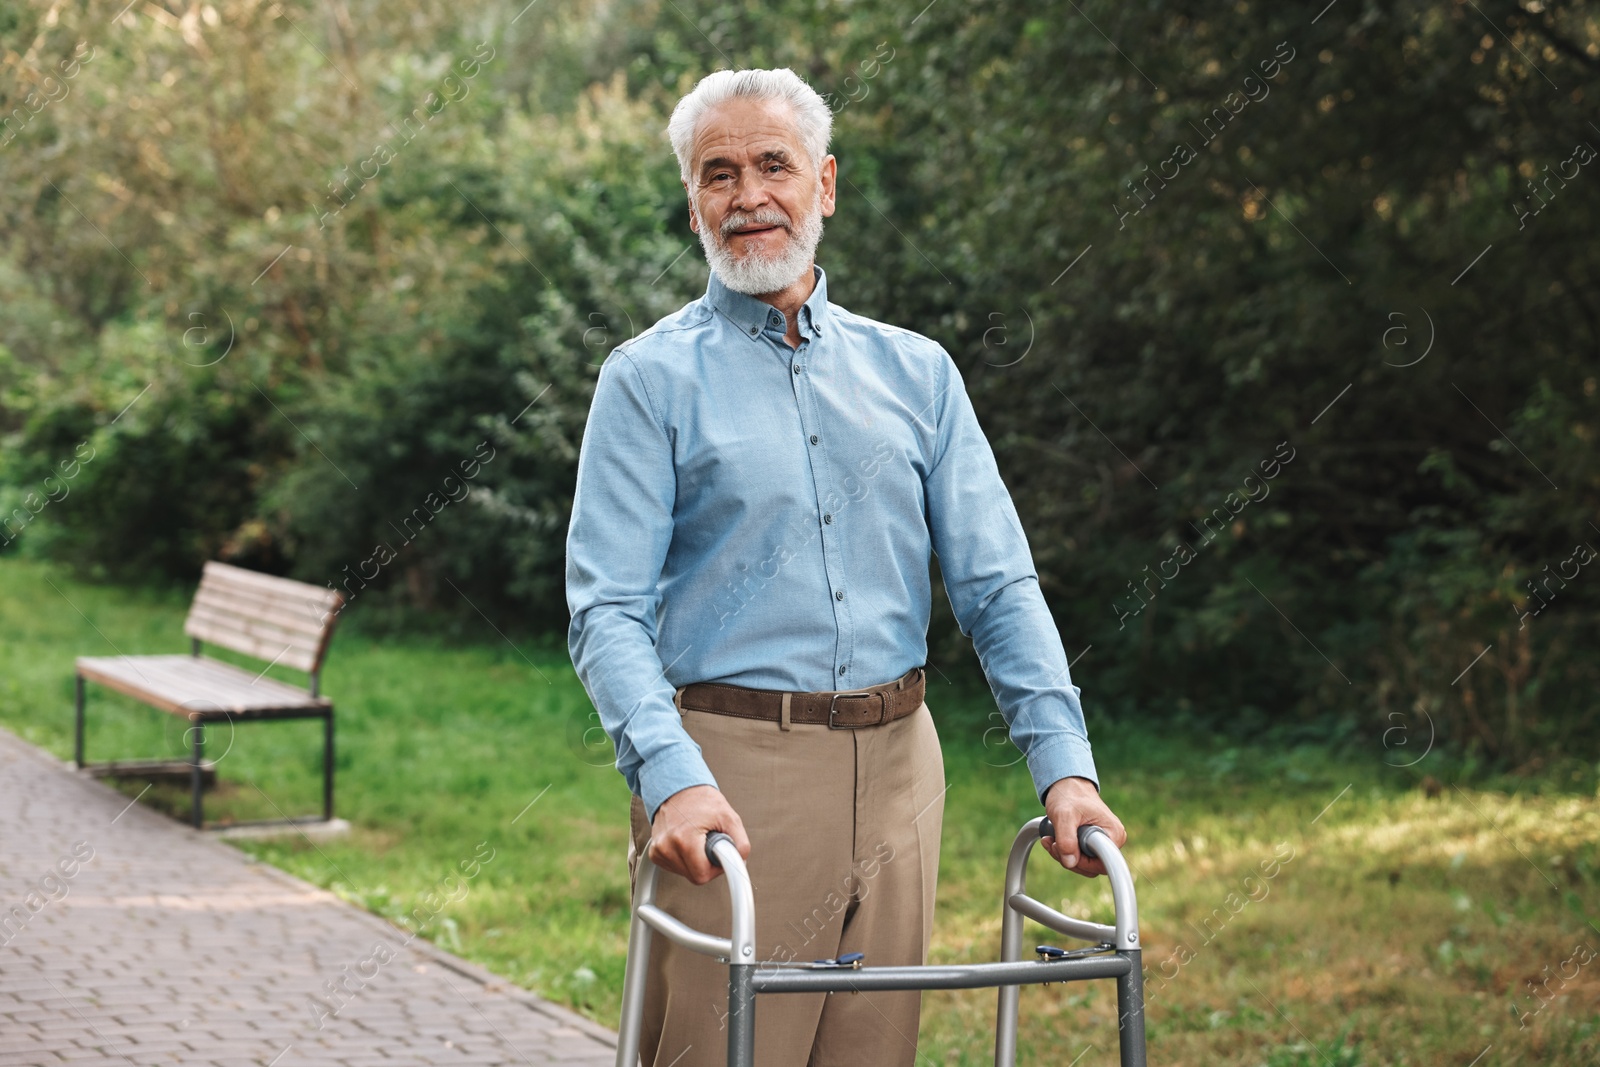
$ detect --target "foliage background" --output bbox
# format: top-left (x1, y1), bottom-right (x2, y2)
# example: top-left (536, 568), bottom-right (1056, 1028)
top-left (2, 0), bottom-right (1598, 768)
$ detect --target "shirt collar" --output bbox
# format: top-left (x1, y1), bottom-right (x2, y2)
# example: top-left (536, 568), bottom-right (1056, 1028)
top-left (706, 263), bottom-right (829, 341)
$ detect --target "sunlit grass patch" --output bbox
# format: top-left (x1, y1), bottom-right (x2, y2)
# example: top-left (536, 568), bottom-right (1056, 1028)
top-left (2, 557), bottom-right (1596, 1064)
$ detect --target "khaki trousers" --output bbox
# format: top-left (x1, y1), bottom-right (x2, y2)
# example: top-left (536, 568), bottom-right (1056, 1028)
top-left (626, 698), bottom-right (946, 1067)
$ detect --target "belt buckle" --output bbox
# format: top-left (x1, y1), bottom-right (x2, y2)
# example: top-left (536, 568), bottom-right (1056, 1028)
top-left (828, 691), bottom-right (887, 729)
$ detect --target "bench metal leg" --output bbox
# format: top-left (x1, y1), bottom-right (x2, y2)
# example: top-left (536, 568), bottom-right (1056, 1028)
top-left (1116, 950), bottom-right (1146, 1067)
top-left (191, 722), bottom-right (205, 829)
top-left (74, 675), bottom-right (86, 768)
top-left (323, 711), bottom-right (335, 821)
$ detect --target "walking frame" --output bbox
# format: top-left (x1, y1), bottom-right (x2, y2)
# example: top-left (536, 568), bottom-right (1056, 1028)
top-left (616, 817), bottom-right (1146, 1066)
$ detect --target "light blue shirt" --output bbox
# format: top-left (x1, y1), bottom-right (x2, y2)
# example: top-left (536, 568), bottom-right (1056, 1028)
top-left (565, 263), bottom-right (1099, 824)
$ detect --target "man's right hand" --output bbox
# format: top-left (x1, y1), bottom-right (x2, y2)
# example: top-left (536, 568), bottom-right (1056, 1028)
top-left (647, 784), bottom-right (751, 885)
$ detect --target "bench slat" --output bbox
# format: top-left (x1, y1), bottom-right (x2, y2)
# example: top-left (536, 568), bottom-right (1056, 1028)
top-left (193, 564), bottom-right (340, 628)
top-left (76, 655), bottom-right (330, 718)
top-left (200, 560), bottom-right (342, 612)
top-left (185, 602), bottom-right (323, 664)
top-left (123, 656), bottom-right (280, 709)
top-left (182, 618), bottom-right (317, 673)
top-left (190, 584), bottom-right (332, 640)
top-left (86, 655), bottom-right (289, 711)
top-left (182, 562), bottom-right (343, 673)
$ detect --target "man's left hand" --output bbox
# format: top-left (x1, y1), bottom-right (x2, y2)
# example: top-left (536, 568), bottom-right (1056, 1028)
top-left (1041, 776), bottom-right (1127, 878)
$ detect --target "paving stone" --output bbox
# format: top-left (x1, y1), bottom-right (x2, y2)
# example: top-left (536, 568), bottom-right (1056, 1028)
top-left (0, 730), bottom-right (620, 1066)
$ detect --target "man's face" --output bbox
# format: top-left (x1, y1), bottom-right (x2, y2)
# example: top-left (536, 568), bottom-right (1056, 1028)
top-left (684, 96), bottom-right (837, 296)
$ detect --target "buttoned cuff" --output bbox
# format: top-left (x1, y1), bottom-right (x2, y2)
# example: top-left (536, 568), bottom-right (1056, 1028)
top-left (1026, 732), bottom-right (1100, 807)
top-left (638, 742), bottom-right (721, 826)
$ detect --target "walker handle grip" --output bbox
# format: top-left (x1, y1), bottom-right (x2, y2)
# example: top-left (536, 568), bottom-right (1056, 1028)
top-left (705, 831), bottom-right (735, 868)
top-left (1039, 818), bottom-right (1108, 861)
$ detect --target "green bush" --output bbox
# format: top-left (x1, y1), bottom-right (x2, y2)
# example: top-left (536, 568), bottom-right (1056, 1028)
top-left (2, 0), bottom-right (1596, 764)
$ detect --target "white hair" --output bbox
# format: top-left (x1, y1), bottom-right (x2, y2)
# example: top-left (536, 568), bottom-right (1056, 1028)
top-left (667, 68), bottom-right (833, 186)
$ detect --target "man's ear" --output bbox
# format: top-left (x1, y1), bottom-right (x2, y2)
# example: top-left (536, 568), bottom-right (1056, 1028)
top-left (819, 155), bottom-right (838, 219)
top-left (683, 181), bottom-right (700, 233)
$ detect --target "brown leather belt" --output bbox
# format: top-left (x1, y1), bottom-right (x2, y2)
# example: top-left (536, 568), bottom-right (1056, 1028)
top-left (675, 666), bottom-right (926, 730)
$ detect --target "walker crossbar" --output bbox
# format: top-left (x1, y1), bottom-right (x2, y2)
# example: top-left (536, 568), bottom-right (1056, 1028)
top-left (615, 817), bottom-right (1146, 1067)
top-left (749, 953), bottom-right (1131, 993)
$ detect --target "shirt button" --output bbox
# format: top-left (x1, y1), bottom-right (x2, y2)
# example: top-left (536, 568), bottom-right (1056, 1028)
top-left (792, 363), bottom-right (802, 374)
top-left (823, 513), bottom-right (833, 524)
top-left (839, 665), bottom-right (847, 676)
top-left (835, 590), bottom-right (845, 601)
top-left (809, 435), bottom-right (819, 445)
top-left (750, 326), bottom-right (759, 336)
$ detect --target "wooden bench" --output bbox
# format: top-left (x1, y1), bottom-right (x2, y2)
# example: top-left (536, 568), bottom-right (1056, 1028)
top-left (74, 561), bottom-right (346, 829)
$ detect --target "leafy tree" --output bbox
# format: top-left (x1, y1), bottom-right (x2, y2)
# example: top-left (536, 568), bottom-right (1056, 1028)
top-left (2, 0), bottom-right (1596, 764)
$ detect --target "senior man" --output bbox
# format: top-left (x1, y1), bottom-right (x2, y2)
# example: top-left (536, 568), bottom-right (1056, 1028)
top-left (565, 67), bottom-right (1126, 1066)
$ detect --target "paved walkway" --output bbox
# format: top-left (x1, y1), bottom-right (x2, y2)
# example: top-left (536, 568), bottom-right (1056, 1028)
top-left (0, 729), bottom-right (618, 1066)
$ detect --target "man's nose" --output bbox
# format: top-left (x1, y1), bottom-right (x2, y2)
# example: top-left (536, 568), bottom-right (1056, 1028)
top-left (730, 169), bottom-right (771, 211)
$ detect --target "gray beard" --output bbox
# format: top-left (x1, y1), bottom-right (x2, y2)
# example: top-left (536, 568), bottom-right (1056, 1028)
top-left (697, 188), bottom-right (825, 296)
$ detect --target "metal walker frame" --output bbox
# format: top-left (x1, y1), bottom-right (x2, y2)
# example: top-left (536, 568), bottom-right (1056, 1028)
top-left (615, 817), bottom-right (1146, 1066)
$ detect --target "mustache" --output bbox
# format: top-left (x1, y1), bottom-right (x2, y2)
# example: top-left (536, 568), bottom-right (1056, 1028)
top-left (720, 211), bottom-right (790, 239)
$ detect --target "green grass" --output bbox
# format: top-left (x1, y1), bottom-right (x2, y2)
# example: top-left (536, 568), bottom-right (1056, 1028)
top-left (2, 556), bottom-right (1597, 1065)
